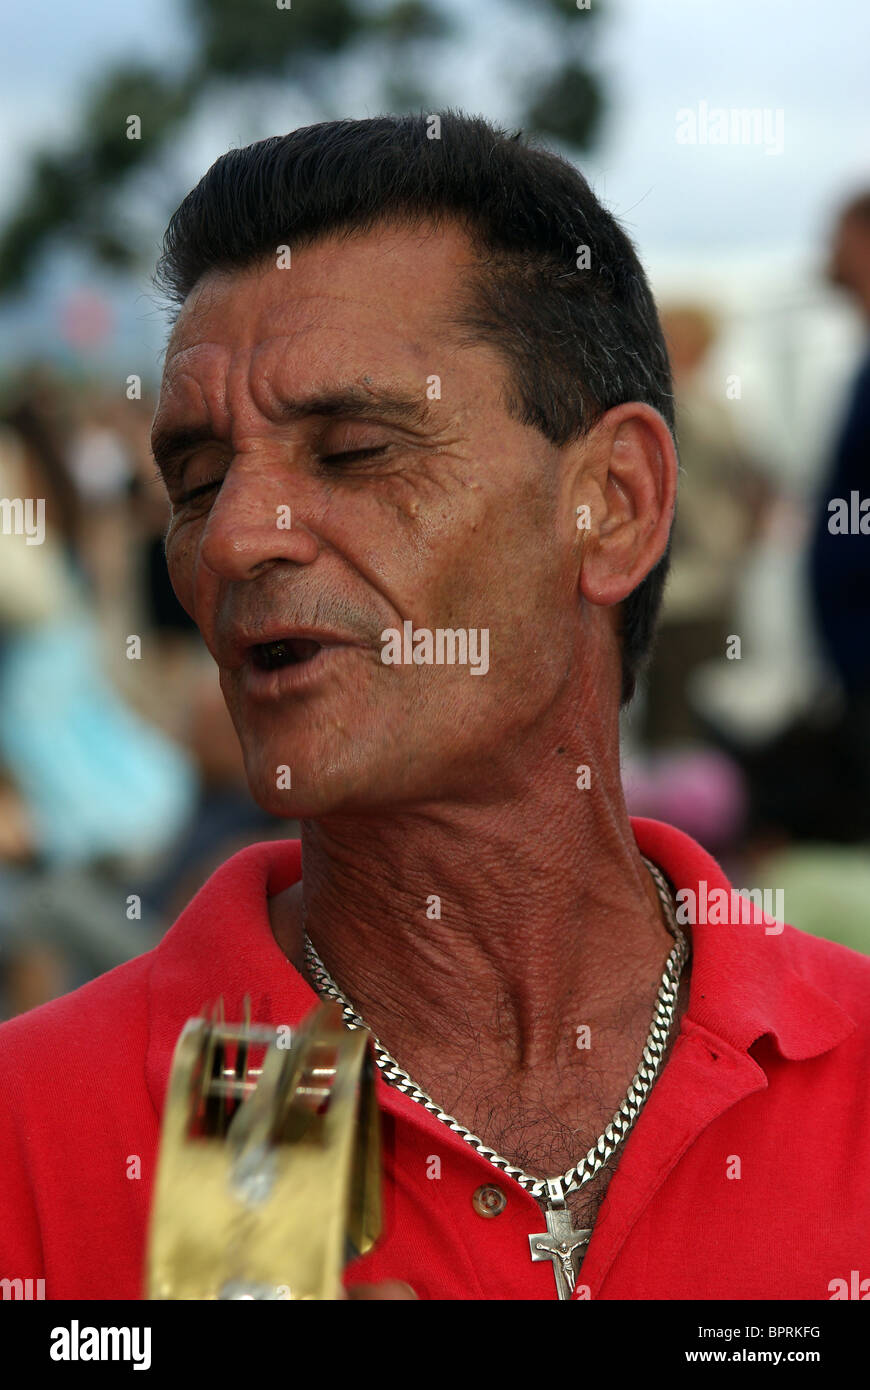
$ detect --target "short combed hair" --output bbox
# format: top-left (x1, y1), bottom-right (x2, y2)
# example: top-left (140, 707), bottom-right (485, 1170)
top-left (156, 110), bottom-right (675, 704)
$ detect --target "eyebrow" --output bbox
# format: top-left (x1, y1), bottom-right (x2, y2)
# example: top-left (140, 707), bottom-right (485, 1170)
top-left (151, 386), bottom-right (432, 480)
top-left (274, 386), bottom-right (431, 427)
top-left (151, 425), bottom-right (219, 477)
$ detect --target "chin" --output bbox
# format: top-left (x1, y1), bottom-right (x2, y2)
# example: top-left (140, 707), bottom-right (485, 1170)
top-left (242, 754), bottom-right (356, 821)
top-left (247, 777), bottom-right (325, 820)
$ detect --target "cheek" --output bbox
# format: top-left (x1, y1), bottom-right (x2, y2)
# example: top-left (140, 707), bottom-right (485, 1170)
top-left (164, 527), bottom-right (200, 618)
top-left (425, 486), bottom-right (557, 625)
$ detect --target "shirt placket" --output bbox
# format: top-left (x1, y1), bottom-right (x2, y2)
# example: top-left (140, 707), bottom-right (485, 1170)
top-left (372, 1024), bottom-right (768, 1300)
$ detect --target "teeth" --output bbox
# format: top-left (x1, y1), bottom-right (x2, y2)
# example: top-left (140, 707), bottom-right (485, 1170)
top-left (254, 637), bottom-right (321, 670)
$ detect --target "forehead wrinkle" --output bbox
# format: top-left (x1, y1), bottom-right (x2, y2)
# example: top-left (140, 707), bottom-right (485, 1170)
top-left (172, 247), bottom-right (472, 376)
top-left (153, 361), bottom-right (234, 471)
top-left (160, 251), bottom-right (486, 447)
top-left (154, 381), bottom-right (438, 474)
top-left (159, 346), bottom-right (232, 427)
top-left (271, 385), bottom-right (435, 429)
top-left (242, 326), bottom-right (444, 433)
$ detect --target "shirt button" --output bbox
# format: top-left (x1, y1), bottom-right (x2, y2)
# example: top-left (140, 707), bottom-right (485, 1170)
top-left (472, 1184), bottom-right (507, 1217)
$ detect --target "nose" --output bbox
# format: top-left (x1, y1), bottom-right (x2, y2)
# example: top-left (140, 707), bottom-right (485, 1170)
top-left (197, 450), bottom-right (321, 582)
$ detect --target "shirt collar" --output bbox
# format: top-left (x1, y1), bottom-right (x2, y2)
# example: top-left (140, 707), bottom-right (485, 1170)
top-left (632, 817), bottom-right (855, 1061)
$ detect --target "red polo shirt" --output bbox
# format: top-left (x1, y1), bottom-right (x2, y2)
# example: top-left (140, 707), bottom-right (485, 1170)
top-left (0, 818), bottom-right (867, 1301)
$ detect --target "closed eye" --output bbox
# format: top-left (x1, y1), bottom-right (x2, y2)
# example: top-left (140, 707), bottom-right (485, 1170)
top-left (176, 477), bottom-right (223, 504)
top-left (320, 445), bottom-right (391, 466)
top-left (171, 445), bottom-right (393, 503)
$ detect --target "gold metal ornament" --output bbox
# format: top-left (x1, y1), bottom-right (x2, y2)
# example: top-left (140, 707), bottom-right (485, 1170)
top-left (146, 998), bottom-right (382, 1300)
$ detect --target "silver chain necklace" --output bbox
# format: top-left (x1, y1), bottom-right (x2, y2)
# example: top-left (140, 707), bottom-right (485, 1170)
top-left (301, 855), bottom-right (690, 1299)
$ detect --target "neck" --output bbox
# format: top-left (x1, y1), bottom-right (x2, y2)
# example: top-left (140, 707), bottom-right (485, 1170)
top-left (272, 721), bottom-right (675, 1090)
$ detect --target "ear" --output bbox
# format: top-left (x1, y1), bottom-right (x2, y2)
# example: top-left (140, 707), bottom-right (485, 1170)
top-left (572, 402), bottom-right (677, 607)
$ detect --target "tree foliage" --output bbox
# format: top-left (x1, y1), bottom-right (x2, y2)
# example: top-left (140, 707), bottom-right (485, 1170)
top-left (0, 0), bottom-right (606, 297)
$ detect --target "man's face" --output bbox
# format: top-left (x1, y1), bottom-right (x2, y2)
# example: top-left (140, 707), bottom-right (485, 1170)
top-left (153, 221), bottom-right (585, 818)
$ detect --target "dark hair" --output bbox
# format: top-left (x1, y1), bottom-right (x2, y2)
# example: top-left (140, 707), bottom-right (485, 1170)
top-left (841, 190), bottom-right (870, 228)
top-left (156, 110), bottom-right (675, 703)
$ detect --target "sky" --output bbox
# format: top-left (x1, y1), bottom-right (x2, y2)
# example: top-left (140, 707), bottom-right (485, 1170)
top-left (0, 0), bottom-right (868, 464)
top-left (2, 0), bottom-right (867, 253)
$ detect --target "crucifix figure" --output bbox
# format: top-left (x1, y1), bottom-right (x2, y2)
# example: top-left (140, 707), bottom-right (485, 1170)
top-left (528, 1181), bottom-right (592, 1300)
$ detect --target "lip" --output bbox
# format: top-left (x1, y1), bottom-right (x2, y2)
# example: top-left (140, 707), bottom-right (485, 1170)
top-left (235, 640), bottom-right (359, 702)
top-left (221, 624), bottom-right (363, 668)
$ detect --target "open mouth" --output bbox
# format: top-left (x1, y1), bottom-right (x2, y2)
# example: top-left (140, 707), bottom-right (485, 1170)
top-left (250, 637), bottom-right (323, 671)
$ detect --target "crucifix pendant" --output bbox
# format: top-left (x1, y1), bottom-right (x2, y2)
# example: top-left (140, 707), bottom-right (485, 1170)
top-left (528, 1180), bottom-right (592, 1300)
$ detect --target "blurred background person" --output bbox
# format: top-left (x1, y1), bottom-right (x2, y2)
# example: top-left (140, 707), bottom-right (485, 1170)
top-left (809, 191), bottom-right (870, 776)
top-left (621, 303), bottom-right (771, 874)
top-left (640, 303), bottom-right (771, 749)
top-left (0, 387), bottom-right (198, 1016)
top-left (722, 189), bottom-right (870, 950)
top-left (733, 195), bottom-right (870, 848)
top-left (0, 376), bottom-right (290, 1018)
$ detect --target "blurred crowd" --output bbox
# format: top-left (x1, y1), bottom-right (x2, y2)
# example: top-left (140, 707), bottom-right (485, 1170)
top-left (624, 191), bottom-right (870, 954)
top-left (0, 368), bottom-right (289, 1019)
top-left (0, 193), bottom-right (868, 1019)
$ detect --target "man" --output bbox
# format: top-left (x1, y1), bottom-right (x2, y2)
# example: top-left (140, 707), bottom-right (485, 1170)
top-left (811, 188), bottom-right (870, 703)
top-left (1, 113), bottom-right (867, 1302)
top-left (807, 191), bottom-right (870, 825)
top-left (737, 194), bottom-right (870, 852)
top-left (641, 303), bottom-right (769, 748)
